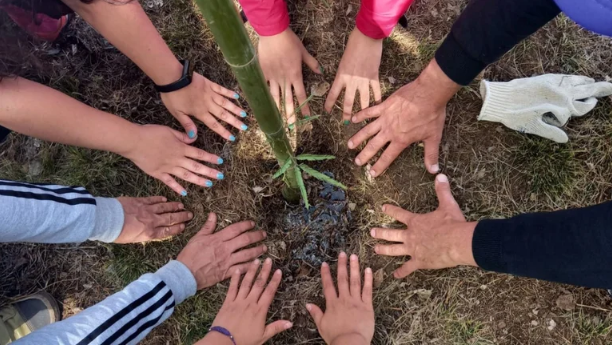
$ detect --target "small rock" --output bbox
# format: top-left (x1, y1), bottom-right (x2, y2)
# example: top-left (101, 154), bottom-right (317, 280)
top-left (530, 320), bottom-right (539, 326)
top-left (71, 44), bottom-right (78, 55)
top-left (311, 82), bottom-right (330, 97)
top-left (530, 193), bottom-right (537, 202)
top-left (27, 160), bottom-right (43, 176)
top-left (348, 203), bottom-right (356, 211)
top-left (252, 186), bottom-right (264, 193)
top-left (479, 285), bottom-right (487, 290)
top-left (83, 283), bottom-right (93, 289)
top-left (476, 169), bottom-right (486, 179)
top-left (532, 309), bottom-right (539, 316)
top-left (373, 269), bottom-right (384, 288)
top-left (365, 164), bottom-right (373, 182)
top-left (556, 294), bottom-right (575, 311)
top-left (547, 319), bottom-right (556, 331)
top-left (413, 289), bottom-right (432, 300)
top-left (388, 76), bottom-right (396, 84)
top-left (497, 321), bottom-right (506, 329)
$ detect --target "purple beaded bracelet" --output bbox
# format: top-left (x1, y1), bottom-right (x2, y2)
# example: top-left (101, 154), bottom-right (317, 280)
top-left (209, 326), bottom-right (236, 345)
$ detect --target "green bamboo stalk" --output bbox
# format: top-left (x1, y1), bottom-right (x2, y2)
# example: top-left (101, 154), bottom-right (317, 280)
top-left (194, 0), bottom-right (299, 201)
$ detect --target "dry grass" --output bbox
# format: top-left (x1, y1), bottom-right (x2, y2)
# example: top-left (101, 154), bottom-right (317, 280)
top-left (2, 0), bottom-right (612, 344)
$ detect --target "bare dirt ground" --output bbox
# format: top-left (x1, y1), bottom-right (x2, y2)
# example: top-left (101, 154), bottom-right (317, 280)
top-left (2, 0), bottom-right (612, 344)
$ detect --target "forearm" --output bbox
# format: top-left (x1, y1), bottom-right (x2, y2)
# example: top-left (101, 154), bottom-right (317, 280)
top-left (473, 201), bottom-right (612, 288)
top-left (0, 180), bottom-right (123, 243)
top-left (356, 0), bottom-right (415, 39)
top-left (14, 261), bottom-right (196, 345)
top-left (434, 0), bottom-right (561, 85)
top-left (0, 77), bottom-right (137, 156)
top-left (61, 0), bottom-right (182, 85)
top-left (238, 0), bottom-right (289, 36)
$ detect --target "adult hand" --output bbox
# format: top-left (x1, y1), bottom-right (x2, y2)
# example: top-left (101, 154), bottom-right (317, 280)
top-left (259, 28), bottom-right (321, 124)
top-left (348, 59), bottom-right (461, 177)
top-left (197, 259), bottom-right (292, 345)
top-left (324, 29), bottom-right (382, 123)
top-left (177, 213), bottom-right (267, 289)
top-left (114, 196), bottom-right (192, 243)
top-left (161, 72), bottom-right (248, 141)
top-left (306, 252), bottom-right (374, 345)
top-left (371, 174), bottom-right (477, 278)
top-left (124, 124), bottom-right (224, 196)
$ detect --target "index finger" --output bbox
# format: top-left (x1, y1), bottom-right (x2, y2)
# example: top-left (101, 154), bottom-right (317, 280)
top-left (351, 103), bottom-right (383, 123)
top-left (321, 262), bottom-right (337, 300)
top-left (218, 220), bottom-right (256, 241)
top-left (293, 79), bottom-right (311, 116)
top-left (342, 84), bottom-right (357, 122)
top-left (370, 228), bottom-right (406, 243)
top-left (209, 81), bottom-right (240, 101)
top-left (381, 204), bottom-right (416, 225)
top-left (347, 121), bottom-right (382, 150)
top-left (324, 77), bottom-right (344, 113)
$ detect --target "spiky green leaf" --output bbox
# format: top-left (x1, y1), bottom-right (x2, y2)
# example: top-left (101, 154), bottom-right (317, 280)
top-left (294, 166), bottom-right (310, 208)
top-left (299, 164), bottom-right (348, 190)
top-left (296, 154), bottom-right (336, 161)
top-left (272, 159), bottom-right (293, 179)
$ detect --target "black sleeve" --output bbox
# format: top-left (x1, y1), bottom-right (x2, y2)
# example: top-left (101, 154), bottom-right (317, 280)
top-left (472, 201), bottom-right (612, 289)
top-left (434, 0), bottom-right (561, 85)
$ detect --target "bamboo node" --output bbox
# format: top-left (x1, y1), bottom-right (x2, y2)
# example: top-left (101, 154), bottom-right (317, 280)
top-left (225, 53), bottom-right (257, 68)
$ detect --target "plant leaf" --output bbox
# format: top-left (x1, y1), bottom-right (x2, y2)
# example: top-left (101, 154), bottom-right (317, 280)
top-left (294, 166), bottom-right (310, 208)
top-left (272, 159), bottom-right (293, 179)
top-left (299, 164), bottom-right (348, 190)
top-left (296, 154), bottom-right (336, 161)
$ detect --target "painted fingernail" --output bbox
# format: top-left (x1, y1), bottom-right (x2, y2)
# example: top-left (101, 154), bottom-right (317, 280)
top-left (233, 93), bottom-right (240, 99)
top-left (205, 180), bottom-right (213, 187)
top-left (217, 157), bottom-right (224, 165)
top-left (355, 157), bottom-right (362, 165)
top-left (188, 130), bottom-right (195, 139)
top-left (343, 120), bottom-right (350, 126)
top-left (229, 135), bottom-right (236, 142)
top-left (370, 229), bottom-right (376, 237)
top-left (240, 111), bottom-right (247, 118)
top-left (319, 65), bottom-right (325, 74)
top-left (181, 190), bottom-right (187, 197)
top-left (217, 172), bottom-right (224, 180)
top-left (240, 124), bottom-right (248, 131)
top-left (431, 164), bottom-right (440, 173)
top-left (437, 174), bottom-right (448, 183)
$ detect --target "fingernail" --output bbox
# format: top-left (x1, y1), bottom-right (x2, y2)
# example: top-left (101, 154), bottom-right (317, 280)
top-left (233, 93), bottom-right (240, 99)
top-left (205, 180), bottom-right (213, 187)
top-left (370, 229), bottom-right (376, 237)
top-left (343, 120), bottom-right (350, 126)
top-left (217, 172), bottom-right (224, 180)
top-left (178, 203), bottom-right (184, 209)
top-left (217, 157), bottom-right (224, 165)
top-left (229, 135), bottom-right (236, 142)
top-left (322, 262), bottom-right (329, 268)
top-left (319, 65), bottom-right (325, 74)
top-left (181, 190), bottom-right (187, 197)
top-left (437, 174), bottom-right (448, 183)
top-left (350, 254), bottom-right (357, 261)
top-left (263, 232), bottom-right (267, 238)
top-left (265, 257), bottom-right (272, 264)
top-left (240, 111), bottom-right (247, 118)
top-left (348, 140), bottom-right (354, 149)
top-left (431, 164), bottom-right (440, 173)
top-left (306, 304), bottom-right (312, 311)
top-left (339, 251), bottom-right (346, 257)
top-left (253, 259), bottom-right (260, 265)
top-left (188, 212), bottom-right (193, 219)
top-left (161, 197), bottom-right (167, 202)
top-left (275, 269), bottom-right (281, 275)
top-left (366, 267), bottom-right (372, 274)
top-left (263, 245), bottom-right (268, 252)
top-left (352, 116), bottom-right (357, 123)
top-left (370, 169), bottom-right (377, 177)
top-left (240, 124), bottom-right (248, 131)
top-left (355, 158), bottom-right (362, 165)
top-left (188, 130), bottom-right (195, 139)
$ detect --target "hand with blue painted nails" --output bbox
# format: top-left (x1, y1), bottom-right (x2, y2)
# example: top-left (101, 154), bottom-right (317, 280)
top-left (161, 72), bottom-right (248, 141)
top-left (259, 28), bottom-right (322, 125)
top-left (124, 124), bottom-right (224, 196)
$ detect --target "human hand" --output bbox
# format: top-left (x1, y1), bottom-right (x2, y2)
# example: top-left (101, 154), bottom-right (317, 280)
top-left (306, 252), bottom-right (374, 345)
top-left (324, 29), bottom-right (382, 123)
top-left (196, 259), bottom-right (292, 345)
top-left (371, 174), bottom-right (477, 278)
top-left (114, 196), bottom-right (192, 243)
top-left (177, 213), bottom-right (267, 289)
top-left (347, 59), bottom-right (460, 177)
top-left (124, 124), bottom-right (224, 196)
top-left (259, 28), bottom-right (321, 124)
top-left (161, 72), bottom-right (248, 141)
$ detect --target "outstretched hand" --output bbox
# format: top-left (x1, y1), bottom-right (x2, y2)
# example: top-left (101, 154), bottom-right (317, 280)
top-left (161, 72), bottom-right (248, 141)
top-left (259, 28), bottom-right (321, 124)
top-left (325, 29), bottom-right (382, 122)
top-left (307, 252), bottom-right (375, 345)
top-left (177, 213), bottom-right (267, 289)
top-left (196, 259), bottom-right (292, 345)
top-left (371, 174), bottom-right (477, 278)
top-left (347, 59), bottom-right (460, 177)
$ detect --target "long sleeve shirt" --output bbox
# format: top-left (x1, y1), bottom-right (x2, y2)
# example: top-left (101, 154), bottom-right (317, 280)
top-left (0, 180), bottom-right (197, 344)
top-left (238, 0), bottom-right (415, 38)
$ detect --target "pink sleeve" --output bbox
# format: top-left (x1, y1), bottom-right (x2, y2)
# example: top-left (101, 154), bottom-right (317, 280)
top-left (238, 0), bottom-right (290, 36)
top-left (356, 0), bottom-right (415, 39)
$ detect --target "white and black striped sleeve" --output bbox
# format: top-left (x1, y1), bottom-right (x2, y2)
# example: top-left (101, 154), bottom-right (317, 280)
top-left (13, 260), bottom-right (197, 345)
top-left (0, 180), bottom-right (124, 243)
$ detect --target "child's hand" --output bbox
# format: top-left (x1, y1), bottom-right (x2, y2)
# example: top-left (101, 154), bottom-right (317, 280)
top-left (198, 258), bottom-right (292, 345)
top-left (307, 252), bottom-right (375, 345)
top-left (124, 124), bottom-right (223, 196)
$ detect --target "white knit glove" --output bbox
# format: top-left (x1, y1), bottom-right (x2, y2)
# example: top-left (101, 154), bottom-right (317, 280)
top-left (478, 74), bottom-right (612, 143)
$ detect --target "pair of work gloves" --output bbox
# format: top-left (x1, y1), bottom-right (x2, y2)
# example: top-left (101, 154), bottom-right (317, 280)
top-left (478, 74), bottom-right (612, 143)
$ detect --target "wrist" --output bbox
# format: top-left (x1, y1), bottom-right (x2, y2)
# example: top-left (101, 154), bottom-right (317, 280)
top-left (150, 59), bottom-right (184, 86)
top-left (197, 331), bottom-right (234, 345)
top-left (414, 59), bottom-right (461, 105)
top-left (116, 123), bottom-right (143, 159)
top-left (449, 222), bottom-right (478, 267)
top-left (352, 27), bottom-right (383, 44)
top-left (329, 333), bottom-right (369, 345)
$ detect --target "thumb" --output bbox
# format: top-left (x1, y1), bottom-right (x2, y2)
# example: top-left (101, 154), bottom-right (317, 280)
top-left (423, 137), bottom-right (441, 174)
top-left (170, 126), bottom-right (195, 145)
top-left (351, 102), bottom-right (383, 123)
top-left (394, 260), bottom-right (420, 279)
top-left (434, 174), bottom-right (460, 213)
top-left (306, 303), bottom-right (324, 327)
top-left (175, 113), bottom-right (198, 143)
top-left (262, 320), bottom-right (293, 342)
top-left (197, 212), bottom-right (217, 236)
top-left (302, 49), bottom-right (322, 75)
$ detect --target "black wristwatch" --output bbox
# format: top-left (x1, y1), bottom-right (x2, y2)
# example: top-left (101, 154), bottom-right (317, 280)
top-left (154, 60), bottom-right (193, 93)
